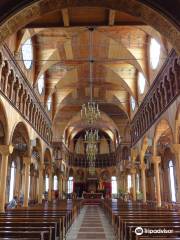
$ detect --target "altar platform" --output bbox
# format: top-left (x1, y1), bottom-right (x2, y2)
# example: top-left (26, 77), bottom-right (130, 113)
top-left (82, 193), bottom-right (103, 205)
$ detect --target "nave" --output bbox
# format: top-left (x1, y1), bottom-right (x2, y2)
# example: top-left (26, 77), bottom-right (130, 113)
top-left (0, 0), bottom-right (179, 239)
top-left (66, 205), bottom-right (115, 240)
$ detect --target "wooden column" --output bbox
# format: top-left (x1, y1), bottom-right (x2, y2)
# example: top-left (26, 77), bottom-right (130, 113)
top-left (152, 156), bottom-right (161, 207)
top-left (30, 172), bottom-right (35, 201)
top-left (130, 167), bottom-right (136, 201)
top-left (23, 157), bottom-right (31, 207)
top-left (4, 71), bottom-right (10, 95)
top-left (140, 163), bottom-right (147, 203)
top-left (38, 164), bottom-right (44, 204)
top-left (21, 168), bottom-right (25, 194)
top-left (48, 167), bottom-right (53, 201)
top-left (58, 175), bottom-right (62, 199)
top-left (172, 144), bottom-right (180, 202)
top-left (131, 149), bottom-right (138, 201)
top-left (14, 169), bottom-right (21, 199)
top-left (140, 150), bottom-right (147, 203)
top-left (0, 145), bottom-right (14, 212)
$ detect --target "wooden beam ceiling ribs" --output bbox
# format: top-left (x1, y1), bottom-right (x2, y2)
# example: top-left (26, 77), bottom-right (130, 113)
top-left (109, 9), bottom-right (116, 26)
top-left (61, 8), bottom-right (70, 27)
top-left (24, 22), bottom-right (146, 29)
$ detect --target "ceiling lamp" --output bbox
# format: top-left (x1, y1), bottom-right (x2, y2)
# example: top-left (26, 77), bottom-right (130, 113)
top-left (86, 143), bottom-right (97, 175)
top-left (86, 142), bottom-right (98, 161)
top-left (85, 129), bottom-right (99, 175)
top-left (85, 129), bottom-right (99, 145)
top-left (80, 28), bottom-right (101, 125)
top-left (81, 102), bottom-right (100, 125)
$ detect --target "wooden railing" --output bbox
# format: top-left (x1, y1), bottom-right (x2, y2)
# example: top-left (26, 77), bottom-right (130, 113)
top-left (68, 152), bottom-right (117, 167)
top-left (52, 141), bottom-right (131, 168)
top-left (0, 44), bottom-right (52, 144)
top-left (131, 50), bottom-right (180, 145)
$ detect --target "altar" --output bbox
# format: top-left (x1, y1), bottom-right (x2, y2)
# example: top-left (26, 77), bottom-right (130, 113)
top-left (82, 192), bottom-right (103, 205)
top-left (83, 192), bottom-right (102, 199)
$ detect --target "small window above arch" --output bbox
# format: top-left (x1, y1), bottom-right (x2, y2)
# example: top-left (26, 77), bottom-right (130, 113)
top-left (47, 96), bottom-right (52, 111)
top-left (21, 38), bottom-right (33, 70)
top-left (37, 74), bottom-right (44, 95)
top-left (138, 72), bottom-right (146, 94)
top-left (169, 160), bottom-right (174, 167)
top-left (130, 96), bottom-right (136, 111)
top-left (149, 38), bottom-right (161, 70)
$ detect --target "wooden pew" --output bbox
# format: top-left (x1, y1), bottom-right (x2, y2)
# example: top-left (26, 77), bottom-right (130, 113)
top-left (0, 222), bottom-right (56, 239)
top-left (0, 226), bottom-right (55, 239)
top-left (101, 199), bottom-right (180, 240)
top-left (138, 237), bottom-right (180, 240)
top-left (0, 199), bottom-right (82, 240)
top-left (0, 230), bottom-right (49, 239)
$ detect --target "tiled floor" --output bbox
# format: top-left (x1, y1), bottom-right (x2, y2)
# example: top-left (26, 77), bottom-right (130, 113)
top-left (66, 205), bottom-right (116, 240)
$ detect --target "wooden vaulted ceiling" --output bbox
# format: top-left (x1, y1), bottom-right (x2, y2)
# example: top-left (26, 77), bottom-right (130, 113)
top-left (17, 7), bottom-right (171, 139)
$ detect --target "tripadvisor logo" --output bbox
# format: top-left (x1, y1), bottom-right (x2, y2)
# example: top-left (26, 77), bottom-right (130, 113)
top-left (135, 227), bottom-right (173, 236)
top-left (135, 227), bottom-right (143, 236)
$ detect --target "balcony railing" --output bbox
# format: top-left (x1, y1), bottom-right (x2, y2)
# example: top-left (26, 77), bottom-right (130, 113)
top-left (68, 152), bottom-right (117, 168)
top-left (131, 50), bottom-right (180, 145)
top-left (52, 141), bottom-right (131, 168)
top-left (0, 44), bottom-right (52, 144)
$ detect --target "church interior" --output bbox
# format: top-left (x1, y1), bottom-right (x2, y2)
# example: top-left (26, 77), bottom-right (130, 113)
top-left (0, 0), bottom-right (179, 239)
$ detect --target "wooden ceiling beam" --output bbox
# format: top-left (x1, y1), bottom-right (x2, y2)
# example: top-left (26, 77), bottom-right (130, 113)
top-left (109, 9), bottom-right (116, 26)
top-left (24, 22), bottom-right (146, 29)
top-left (61, 8), bottom-right (70, 27)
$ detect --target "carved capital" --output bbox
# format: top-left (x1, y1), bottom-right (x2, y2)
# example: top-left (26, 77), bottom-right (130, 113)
top-left (39, 163), bottom-right (45, 172)
top-left (140, 163), bottom-right (146, 171)
top-left (130, 167), bottom-right (136, 174)
top-left (152, 156), bottom-right (161, 164)
top-left (0, 144), bottom-right (13, 156)
top-left (23, 157), bottom-right (31, 166)
top-left (47, 166), bottom-right (54, 175)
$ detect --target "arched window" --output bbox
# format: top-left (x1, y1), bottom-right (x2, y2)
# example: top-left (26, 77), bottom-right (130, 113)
top-left (47, 96), bottom-right (52, 111)
top-left (9, 161), bottom-right (15, 201)
top-left (127, 174), bottom-right (132, 193)
top-left (111, 176), bottom-right (117, 194)
top-left (149, 38), bottom-right (161, 70)
top-left (37, 75), bottom-right (44, 95)
top-left (53, 175), bottom-right (58, 191)
top-left (21, 38), bottom-right (33, 69)
top-left (68, 176), bottom-right (73, 194)
top-left (168, 160), bottom-right (176, 202)
top-left (45, 174), bottom-right (49, 192)
top-left (130, 96), bottom-right (136, 111)
top-left (138, 72), bottom-right (146, 94)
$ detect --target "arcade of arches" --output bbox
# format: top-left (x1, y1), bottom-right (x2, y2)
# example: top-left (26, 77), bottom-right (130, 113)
top-left (0, 0), bottom-right (179, 239)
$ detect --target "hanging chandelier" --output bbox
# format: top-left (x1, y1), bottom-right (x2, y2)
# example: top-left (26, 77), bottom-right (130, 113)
top-left (86, 142), bottom-right (98, 161)
top-left (80, 27), bottom-right (101, 125)
top-left (86, 143), bottom-right (97, 175)
top-left (79, 28), bottom-right (100, 175)
top-left (81, 102), bottom-right (100, 125)
top-left (85, 129), bottom-right (99, 161)
top-left (85, 129), bottom-right (99, 143)
top-left (85, 129), bottom-right (99, 175)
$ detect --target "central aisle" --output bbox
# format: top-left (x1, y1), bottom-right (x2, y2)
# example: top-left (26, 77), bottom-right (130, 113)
top-left (66, 205), bottom-right (115, 240)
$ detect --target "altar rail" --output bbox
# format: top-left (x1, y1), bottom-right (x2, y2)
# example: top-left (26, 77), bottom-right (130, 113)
top-left (131, 49), bottom-right (180, 145)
